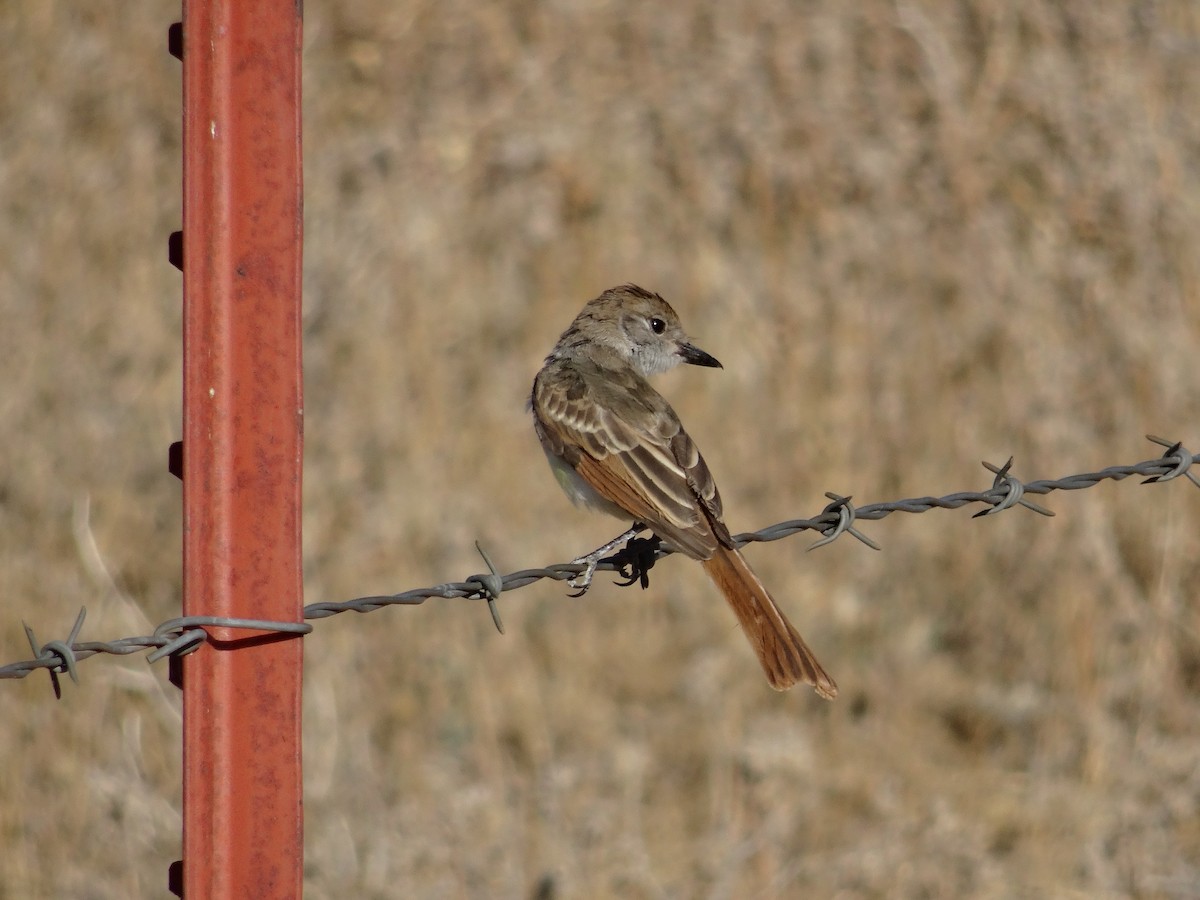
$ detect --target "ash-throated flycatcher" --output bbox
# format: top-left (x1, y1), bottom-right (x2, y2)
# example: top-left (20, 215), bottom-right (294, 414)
top-left (531, 284), bottom-right (837, 697)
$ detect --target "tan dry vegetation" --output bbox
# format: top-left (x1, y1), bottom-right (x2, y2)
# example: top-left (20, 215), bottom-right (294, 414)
top-left (2, 1), bottom-right (1199, 897)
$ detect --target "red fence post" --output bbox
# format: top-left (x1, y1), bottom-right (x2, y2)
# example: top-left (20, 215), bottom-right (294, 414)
top-left (178, 0), bottom-right (304, 895)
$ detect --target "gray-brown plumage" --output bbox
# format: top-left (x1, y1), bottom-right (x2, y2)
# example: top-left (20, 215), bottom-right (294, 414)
top-left (532, 285), bottom-right (836, 697)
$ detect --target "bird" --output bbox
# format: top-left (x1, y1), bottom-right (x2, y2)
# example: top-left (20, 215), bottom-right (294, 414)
top-left (530, 284), bottom-right (836, 697)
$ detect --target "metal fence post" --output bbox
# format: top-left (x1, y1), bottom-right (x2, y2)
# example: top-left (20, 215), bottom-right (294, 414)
top-left (173, 0), bottom-right (304, 894)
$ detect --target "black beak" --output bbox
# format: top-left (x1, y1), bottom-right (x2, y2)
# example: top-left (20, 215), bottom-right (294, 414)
top-left (678, 342), bottom-right (723, 369)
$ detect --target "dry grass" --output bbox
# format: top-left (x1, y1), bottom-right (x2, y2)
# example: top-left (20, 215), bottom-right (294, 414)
top-left (3, 1), bottom-right (1200, 897)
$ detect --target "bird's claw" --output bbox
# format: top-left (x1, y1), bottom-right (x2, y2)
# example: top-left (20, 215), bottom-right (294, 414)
top-left (613, 536), bottom-right (662, 590)
top-left (564, 524), bottom-right (646, 598)
top-left (566, 555), bottom-right (600, 597)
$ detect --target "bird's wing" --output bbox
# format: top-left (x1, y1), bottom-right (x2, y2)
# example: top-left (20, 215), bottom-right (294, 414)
top-left (533, 358), bottom-right (727, 559)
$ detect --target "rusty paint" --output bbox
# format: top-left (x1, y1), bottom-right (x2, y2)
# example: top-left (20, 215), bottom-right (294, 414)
top-left (180, 0), bottom-right (303, 895)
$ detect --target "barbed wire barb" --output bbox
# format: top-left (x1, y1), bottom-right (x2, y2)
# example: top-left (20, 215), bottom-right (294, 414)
top-left (973, 457), bottom-right (1055, 518)
top-left (22, 607), bottom-right (87, 698)
top-left (1141, 434), bottom-right (1199, 488)
top-left (470, 541), bottom-right (506, 635)
top-left (3, 434), bottom-right (1196, 687)
top-left (808, 493), bottom-right (882, 551)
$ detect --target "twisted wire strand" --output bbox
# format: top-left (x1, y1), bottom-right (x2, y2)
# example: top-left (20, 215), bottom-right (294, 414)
top-left (3, 435), bottom-right (1195, 690)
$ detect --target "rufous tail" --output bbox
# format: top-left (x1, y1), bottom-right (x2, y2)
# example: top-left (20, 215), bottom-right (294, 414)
top-left (701, 545), bottom-right (837, 698)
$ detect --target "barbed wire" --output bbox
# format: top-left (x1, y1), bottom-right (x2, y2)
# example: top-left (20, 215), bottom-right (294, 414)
top-left (3, 434), bottom-right (1196, 693)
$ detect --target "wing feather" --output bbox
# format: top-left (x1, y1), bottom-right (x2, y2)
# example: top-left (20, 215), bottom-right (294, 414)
top-left (533, 358), bottom-right (724, 559)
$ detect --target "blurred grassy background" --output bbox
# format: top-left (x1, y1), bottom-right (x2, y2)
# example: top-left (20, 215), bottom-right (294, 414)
top-left (2, 1), bottom-right (1199, 897)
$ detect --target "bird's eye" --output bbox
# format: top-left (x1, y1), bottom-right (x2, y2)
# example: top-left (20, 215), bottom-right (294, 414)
top-left (649, 317), bottom-right (666, 334)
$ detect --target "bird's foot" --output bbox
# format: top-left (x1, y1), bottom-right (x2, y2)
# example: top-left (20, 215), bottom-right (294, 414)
top-left (566, 524), bottom-right (645, 597)
top-left (613, 536), bottom-right (663, 590)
